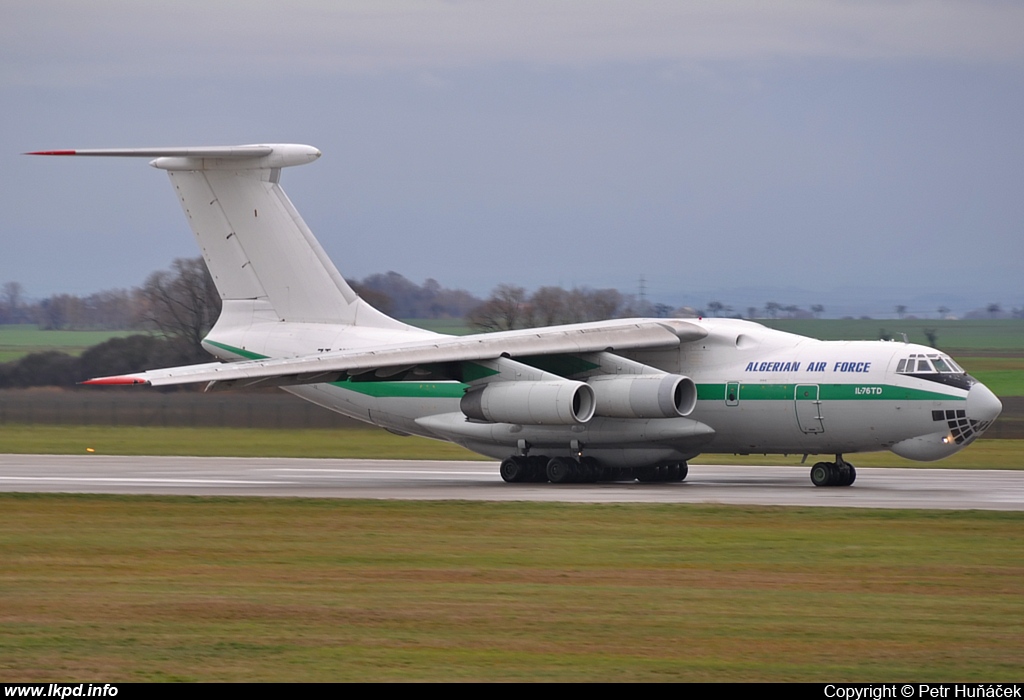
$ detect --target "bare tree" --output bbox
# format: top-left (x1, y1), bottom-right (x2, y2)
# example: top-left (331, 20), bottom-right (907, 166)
top-left (138, 257), bottom-right (221, 358)
top-left (467, 284), bottom-right (529, 331)
top-left (1, 282), bottom-right (24, 323)
top-left (530, 286), bottom-right (570, 326)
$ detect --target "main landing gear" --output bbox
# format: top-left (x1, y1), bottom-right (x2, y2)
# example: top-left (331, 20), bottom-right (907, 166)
top-left (499, 455), bottom-right (688, 484)
top-left (809, 456), bottom-right (856, 487)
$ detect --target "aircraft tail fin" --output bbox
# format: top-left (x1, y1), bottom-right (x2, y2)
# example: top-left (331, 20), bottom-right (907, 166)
top-left (28, 144), bottom-right (406, 330)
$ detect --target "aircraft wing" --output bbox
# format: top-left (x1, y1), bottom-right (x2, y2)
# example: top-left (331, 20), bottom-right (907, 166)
top-left (83, 318), bottom-right (707, 388)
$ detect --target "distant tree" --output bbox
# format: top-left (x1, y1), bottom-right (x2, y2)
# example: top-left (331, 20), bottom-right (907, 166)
top-left (707, 301), bottom-right (724, 317)
top-left (895, 305), bottom-right (907, 320)
top-left (811, 304), bottom-right (824, 318)
top-left (987, 303), bottom-right (1002, 318)
top-left (467, 284), bottom-right (529, 331)
top-left (36, 294), bottom-right (81, 330)
top-left (530, 286), bottom-right (570, 326)
top-left (937, 305), bottom-right (950, 318)
top-left (1, 281), bottom-right (24, 324)
top-left (138, 257), bottom-right (221, 360)
top-left (651, 303), bottom-right (673, 319)
top-left (764, 301), bottom-right (781, 319)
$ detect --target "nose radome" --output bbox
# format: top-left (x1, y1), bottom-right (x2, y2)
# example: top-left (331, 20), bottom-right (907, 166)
top-left (967, 382), bottom-right (1002, 424)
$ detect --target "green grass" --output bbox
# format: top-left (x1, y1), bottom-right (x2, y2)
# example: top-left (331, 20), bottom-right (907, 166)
top-left (402, 318), bottom-right (472, 335)
top-left (0, 425), bottom-right (481, 460)
top-left (1, 424), bottom-right (1019, 469)
top-left (693, 440), bottom-right (1023, 469)
top-left (0, 325), bottom-right (139, 362)
top-left (0, 495), bottom-right (1020, 681)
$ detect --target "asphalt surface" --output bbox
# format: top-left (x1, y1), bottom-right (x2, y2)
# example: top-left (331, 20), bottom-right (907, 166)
top-left (1, 454), bottom-right (1022, 510)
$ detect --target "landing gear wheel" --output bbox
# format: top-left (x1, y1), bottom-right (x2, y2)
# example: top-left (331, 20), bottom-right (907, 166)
top-left (635, 466), bottom-right (659, 482)
top-left (528, 456), bottom-right (550, 482)
top-left (547, 457), bottom-right (577, 484)
top-left (500, 457), bottom-right (529, 483)
top-left (846, 464), bottom-right (856, 486)
top-left (810, 462), bottom-right (832, 487)
top-left (578, 457), bottom-right (600, 483)
top-left (676, 462), bottom-right (689, 482)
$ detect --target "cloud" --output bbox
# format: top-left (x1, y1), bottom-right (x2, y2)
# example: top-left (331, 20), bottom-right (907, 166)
top-left (4, 0), bottom-right (1023, 86)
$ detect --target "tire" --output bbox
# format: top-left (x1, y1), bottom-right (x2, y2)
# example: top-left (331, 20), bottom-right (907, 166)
top-left (635, 466), bottom-right (659, 482)
top-left (499, 457), bottom-right (526, 483)
top-left (528, 456), bottom-right (550, 482)
top-left (547, 457), bottom-right (576, 484)
top-left (845, 463), bottom-right (857, 486)
top-left (677, 462), bottom-right (689, 482)
top-left (810, 462), bottom-right (832, 487)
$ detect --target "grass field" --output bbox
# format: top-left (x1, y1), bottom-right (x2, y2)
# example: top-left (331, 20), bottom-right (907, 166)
top-left (0, 325), bottom-right (138, 363)
top-left (1, 424), bottom-right (1020, 469)
top-left (1, 495), bottom-right (1020, 681)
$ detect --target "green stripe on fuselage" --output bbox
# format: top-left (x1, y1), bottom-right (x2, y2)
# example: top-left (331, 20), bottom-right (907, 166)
top-left (204, 340), bottom-right (468, 399)
top-left (328, 379), bottom-right (467, 398)
top-left (695, 383), bottom-right (963, 402)
top-left (204, 339), bottom-right (268, 360)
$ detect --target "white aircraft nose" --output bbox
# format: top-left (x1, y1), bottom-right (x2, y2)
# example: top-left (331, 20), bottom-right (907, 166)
top-left (967, 382), bottom-right (1002, 424)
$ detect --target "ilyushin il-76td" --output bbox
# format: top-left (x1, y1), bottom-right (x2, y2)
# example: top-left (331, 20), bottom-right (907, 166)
top-left (30, 144), bottom-right (1002, 487)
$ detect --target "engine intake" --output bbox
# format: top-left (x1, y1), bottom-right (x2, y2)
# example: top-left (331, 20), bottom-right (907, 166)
top-left (460, 380), bottom-right (596, 425)
top-left (588, 374), bottom-right (697, 418)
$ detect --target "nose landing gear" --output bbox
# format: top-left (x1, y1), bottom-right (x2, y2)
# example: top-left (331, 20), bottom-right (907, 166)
top-left (810, 456), bottom-right (856, 487)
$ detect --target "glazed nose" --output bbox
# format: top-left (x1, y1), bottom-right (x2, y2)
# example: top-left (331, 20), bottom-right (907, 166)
top-left (967, 382), bottom-right (1002, 424)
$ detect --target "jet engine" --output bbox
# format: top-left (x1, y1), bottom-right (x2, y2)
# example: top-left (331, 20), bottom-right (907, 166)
top-left (460, 380), bottom-right (596, 425)
top-left (588, 374), bottom-right (697, 418)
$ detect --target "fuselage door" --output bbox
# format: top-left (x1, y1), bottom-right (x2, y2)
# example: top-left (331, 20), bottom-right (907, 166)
top-left (794, 384), bottom-right (824, 433)
top-left (725, 381), bottom-right (740, 407)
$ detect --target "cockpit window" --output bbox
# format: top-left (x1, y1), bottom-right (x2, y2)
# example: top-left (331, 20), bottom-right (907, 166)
top-left (896, 353), bottom-right (965, 375)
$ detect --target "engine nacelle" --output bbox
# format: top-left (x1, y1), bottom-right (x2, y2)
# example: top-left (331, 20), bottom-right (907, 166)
top-left (460, 380), bottom-right (596, 425)
top-left (588, 374), bottom-right (697, 418)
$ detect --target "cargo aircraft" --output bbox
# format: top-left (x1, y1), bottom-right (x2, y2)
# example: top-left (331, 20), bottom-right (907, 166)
top-left (30, 144), bottom-right (1002, 486)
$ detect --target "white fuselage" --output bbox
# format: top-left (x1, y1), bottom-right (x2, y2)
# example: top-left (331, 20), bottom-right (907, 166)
top-left (203, 317), bottom-right (1000, 469)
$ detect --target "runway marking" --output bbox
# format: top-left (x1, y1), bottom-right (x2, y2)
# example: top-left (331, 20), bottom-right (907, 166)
top-left (0, 476), bottom-right (284, 485)
top-left (269, 468), bottom-right (496, 476)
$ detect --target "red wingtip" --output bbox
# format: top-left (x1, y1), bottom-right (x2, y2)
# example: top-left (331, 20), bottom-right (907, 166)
top-left (24, 150), bottom-right (77, 156)
top-left (80, 376), bottom-right (147, 386)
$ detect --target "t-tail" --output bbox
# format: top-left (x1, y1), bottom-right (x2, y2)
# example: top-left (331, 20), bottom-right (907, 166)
top-left (26, 145), bottom-right (412, 351)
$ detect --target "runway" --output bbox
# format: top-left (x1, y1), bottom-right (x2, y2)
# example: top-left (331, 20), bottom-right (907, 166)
top-left (1, 454), bottom-right (1022, 510)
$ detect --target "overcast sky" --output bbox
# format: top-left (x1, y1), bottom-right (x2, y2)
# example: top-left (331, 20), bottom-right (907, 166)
top-left (3, 1), bottom-right (1022, 317)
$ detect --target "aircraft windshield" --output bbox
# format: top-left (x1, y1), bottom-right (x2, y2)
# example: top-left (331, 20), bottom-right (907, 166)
top-left (896, 353), bottom-right (964, 375)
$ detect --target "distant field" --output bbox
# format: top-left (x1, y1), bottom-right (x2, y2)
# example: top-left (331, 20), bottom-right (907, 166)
top-left (0, 325), bottom-right (139, 362)
top-left (1, 495), bottom-right (1021, 681)
top-left (402, 318), bottom-right (472, 335)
